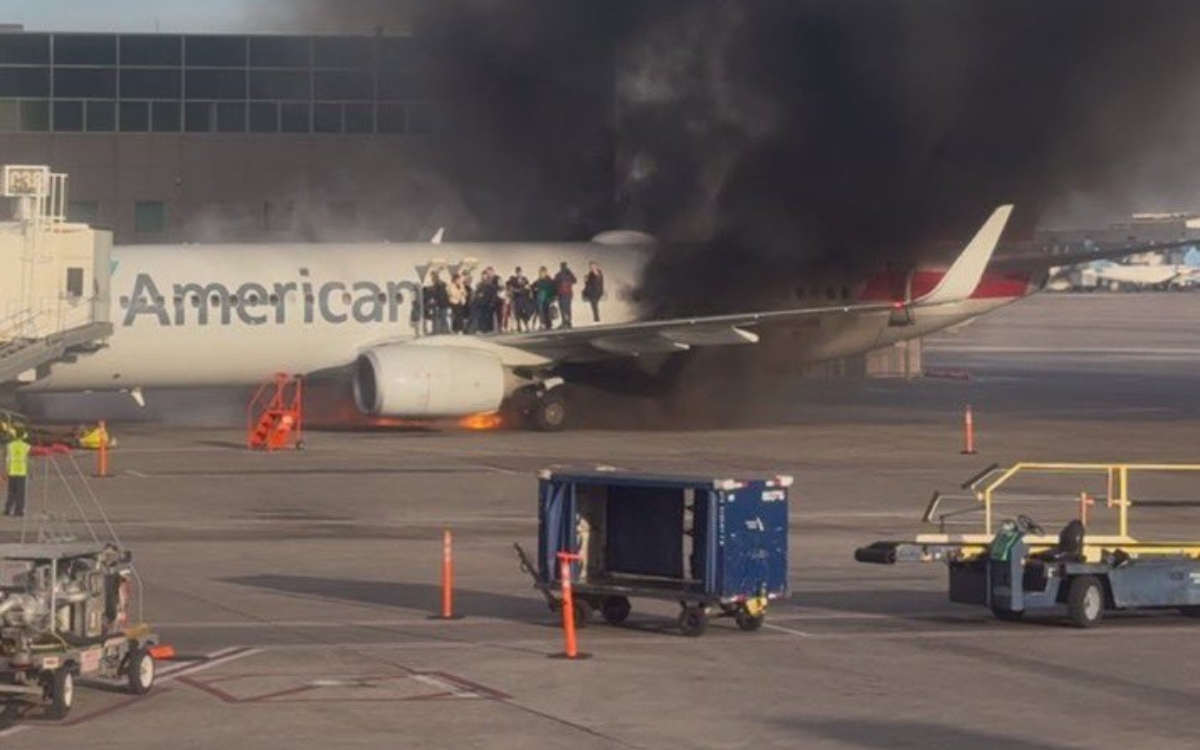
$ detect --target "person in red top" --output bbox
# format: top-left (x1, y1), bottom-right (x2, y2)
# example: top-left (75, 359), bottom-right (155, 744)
top-left (554, 261), bottom-right (577, 329)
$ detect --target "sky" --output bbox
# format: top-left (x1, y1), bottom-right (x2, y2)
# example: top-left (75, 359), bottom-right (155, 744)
top-left (0, 0), bottom-right (330, 34)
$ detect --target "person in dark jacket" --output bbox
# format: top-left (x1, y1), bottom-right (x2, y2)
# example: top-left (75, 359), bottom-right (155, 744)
top-left (532, 266), bottom-right (556, 330)
top-left (554, 261), bottom-right (577, 329)
top-left (582, 260), bottom-right (605, 323)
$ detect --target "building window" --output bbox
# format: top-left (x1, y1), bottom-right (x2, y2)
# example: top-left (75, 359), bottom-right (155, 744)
top-left (0, 68), bottom-right (50, 97)
top-left (86, 100), bottom-right (115, 131)
top-left (0, 101), bottom-right (16, 132)
top-left (67, 200), bottom-right (99, 224)
top-left (249, 36), bottom-right (310, 68)
top-left (314, 70), bottom-right (371, 101)
top-left (151, 101), bottom-right (181, 132)
top-left (54, 68), bottom-right (117, 99)
top-left (134, 201), bottom-right (166, 234)
top-left (313, 37), bottom-right (371, 68)
top-left (119, 101), bottom-right (149, 131)
top-left (184, 101), bottom-right (213, 132)
top-left (280, 103), bottom-right (309, 133)
top-left (66, 267), bottom-right (85, 297)
top-left (313, 103), bottom-right (341, 133)
top-left (19, 100), bottom-right (49, 131)
top-left (377, 103), bottom-right (405, 134)
top-left (185, 70), bottom-right (245, 100)
top-left (120, 69), bottom-right (182, 99)
top-left (344, 103), bottom-right (373, 133)
top-left (53, 34), bottom-right (117, 65)
top-left (249, 102), bottom-right (277, 132)
top-left (119, 35), bottom-right (182, 66)
top-left (216, 102), bottom-right (246, 132)
top-left (184, 35), bottom-right (246, 67)
top-left (0, 34), bottom-right (50, 64)
top-left (250, 70), bottom-right (309, 101)
top-left (53, 100), bottom-right (84, 131)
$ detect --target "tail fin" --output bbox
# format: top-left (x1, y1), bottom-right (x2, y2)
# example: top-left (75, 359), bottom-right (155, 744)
top-left (915, 205), bottom-right (1013, 305)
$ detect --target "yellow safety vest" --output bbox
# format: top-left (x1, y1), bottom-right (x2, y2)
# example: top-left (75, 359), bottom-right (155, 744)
top-left (5, 439), bottom-right (30, 478)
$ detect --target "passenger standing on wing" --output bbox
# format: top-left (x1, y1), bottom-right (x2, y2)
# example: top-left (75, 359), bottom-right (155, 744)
top-left (489, 272), bottom-right (505, 332)
top-left (533, 266), bottom-right (556, 330)
top-left (508, 267), bottom-right (532, 331)
top-left (429, 272), bottom-right (450, 334)
top-left (582, 260), bottom-right (605, 323)
top-left (448, 272), bottom-right (467, 333)
top-left (3, 428), bottom-right (30, 518)
top-left (554, 261), bottom-right (578, 329)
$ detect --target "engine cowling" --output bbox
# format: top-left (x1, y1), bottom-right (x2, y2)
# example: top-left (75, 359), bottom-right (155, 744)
top-left (353, 345), bottom-right (506, 417)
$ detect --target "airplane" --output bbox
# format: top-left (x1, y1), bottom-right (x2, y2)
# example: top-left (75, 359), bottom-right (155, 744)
top-left (17, 205), bottom-right (1020, 430)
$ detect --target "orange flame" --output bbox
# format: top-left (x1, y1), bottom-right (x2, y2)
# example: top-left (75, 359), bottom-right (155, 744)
top-left (458, 413), bottom-right (503, 430)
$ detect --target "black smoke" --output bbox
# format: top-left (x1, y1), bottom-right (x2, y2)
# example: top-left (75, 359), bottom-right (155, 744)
top-left (274, 1), bottom-right (1200, 311)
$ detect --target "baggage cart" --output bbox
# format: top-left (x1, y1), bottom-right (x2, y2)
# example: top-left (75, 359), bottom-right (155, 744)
top-left (515, 468), bottom-right (791, 636)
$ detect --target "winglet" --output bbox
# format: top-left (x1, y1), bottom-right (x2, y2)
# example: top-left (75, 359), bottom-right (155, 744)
top-left (431, 227), bottom-right (445, 245)
top-left (915, 204), bottom-right (1013, 305)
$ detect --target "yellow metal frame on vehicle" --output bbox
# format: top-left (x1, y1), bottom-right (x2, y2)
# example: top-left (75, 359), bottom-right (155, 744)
top-left (915, 462), bottom-right (1200, 562)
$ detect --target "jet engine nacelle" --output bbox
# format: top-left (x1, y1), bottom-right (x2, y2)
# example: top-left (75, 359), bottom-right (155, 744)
top-left (352, 344), bottom-right (505, 417)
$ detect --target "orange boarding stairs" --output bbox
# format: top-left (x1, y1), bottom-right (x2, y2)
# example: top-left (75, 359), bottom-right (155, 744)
top-left (246, 373), bottom-right (305, 451)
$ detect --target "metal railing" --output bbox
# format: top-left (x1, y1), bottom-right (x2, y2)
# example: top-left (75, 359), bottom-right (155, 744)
top-left (937, 462), bottom-right (1200, 537)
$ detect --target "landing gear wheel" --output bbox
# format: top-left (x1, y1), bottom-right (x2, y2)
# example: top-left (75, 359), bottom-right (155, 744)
top-left (601, 596), bottom-right (632, 625)
top-left (127, 647), bottom-right (156, 695)
top-left (991, 606), bottom-right (1025, 622)
top-left (532, 389), bottom-right (567, 432)
top-left (571, 598), bottom-right (592, 629)
top-left (735, 609), bottom-right (765, 632)
top-left (47, 668), bottom-right (74, 720)
top-left (1067, 575), bottom-right (1104, 628)
top-left (0, 702), bottom-right (19, 729)
top-left (679, 606), bottom-right (708, 637)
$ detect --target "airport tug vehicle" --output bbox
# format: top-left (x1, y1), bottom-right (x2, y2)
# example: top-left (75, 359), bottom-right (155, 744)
top-left (515, 469), bottom-right (790, 637)
top-left (856, 463), bottom-right (1200, 627)
top-left (0, 542), bottom-right (160, 727)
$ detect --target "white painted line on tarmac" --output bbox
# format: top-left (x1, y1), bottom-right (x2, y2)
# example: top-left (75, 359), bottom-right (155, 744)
top-left (158, 647), bottom-right (261, 683)
top-left (0, 725), bottom-right (29, 738)
top-left (154, 617), bottom-right (494, 629)
top-left (929, 345), bottom-right (1200, 355)
top-left (124, 470), bottom-right (150, 478)
top-left (762, 623), bottom-right (814, 638)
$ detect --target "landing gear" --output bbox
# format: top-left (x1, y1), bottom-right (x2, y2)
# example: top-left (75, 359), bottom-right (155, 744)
top-left (503, 382), bottom-right (569, 432)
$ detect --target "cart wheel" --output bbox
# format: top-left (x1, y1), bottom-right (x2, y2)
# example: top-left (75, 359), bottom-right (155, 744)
top-left (571, 599), bottom-right (592, 629)
top-left (1179, 606), bottom-right (1200, 618)
top-left (46, 668), bottom-right (74, 720)
top-left (601, 596), bottom-right (632, 625)
top-left (1067, 575), bottom-right (1105, 628)
top-left (0, 701), bottom-right (20, 729)
top-left (678, 606), bottom-right (708, 637)
top-left (735, 609), bottom-right (765, 632)
top-left (991, 606), bottom-right (1025, 622)
top-left (127, 647), bottom-right (156, 695)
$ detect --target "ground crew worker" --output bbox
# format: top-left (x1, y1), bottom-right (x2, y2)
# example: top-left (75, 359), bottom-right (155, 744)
top-left (3, 429), bottom-right (31, 517)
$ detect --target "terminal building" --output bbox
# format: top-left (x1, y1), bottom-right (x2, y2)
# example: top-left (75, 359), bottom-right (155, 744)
top-left (0, 27), bottom-right (600, 244)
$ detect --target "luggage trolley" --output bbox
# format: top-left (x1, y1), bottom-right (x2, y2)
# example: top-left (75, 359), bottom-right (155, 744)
top-left (515, 468), bottom-right (791, 636)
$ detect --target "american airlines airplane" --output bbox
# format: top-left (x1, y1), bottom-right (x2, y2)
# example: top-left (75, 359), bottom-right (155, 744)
top-left (27, 205), bottom-right (1022, 430)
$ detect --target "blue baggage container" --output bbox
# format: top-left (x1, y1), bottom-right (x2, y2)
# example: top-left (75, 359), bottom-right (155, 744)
top-left (516, 468), bottom-right (791, 636)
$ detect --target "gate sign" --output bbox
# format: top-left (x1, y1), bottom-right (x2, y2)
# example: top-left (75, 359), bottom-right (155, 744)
top-left (3, 165), bottom-right (49, 197)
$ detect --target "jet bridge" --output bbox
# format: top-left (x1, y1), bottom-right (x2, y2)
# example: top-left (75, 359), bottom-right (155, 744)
top-left (0, 165), bottom-right (112, 385)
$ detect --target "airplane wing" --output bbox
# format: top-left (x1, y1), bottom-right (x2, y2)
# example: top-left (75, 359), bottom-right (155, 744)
top-left (414, 205), bottom-right (1013, 365)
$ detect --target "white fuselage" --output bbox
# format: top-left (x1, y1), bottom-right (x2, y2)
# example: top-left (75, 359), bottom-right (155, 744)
top-left (32, 242), bottom-right (649, 390)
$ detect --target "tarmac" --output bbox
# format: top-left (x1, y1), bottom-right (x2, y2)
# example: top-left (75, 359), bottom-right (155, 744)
top-left (2, 291), bottom-right (1200, 749)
